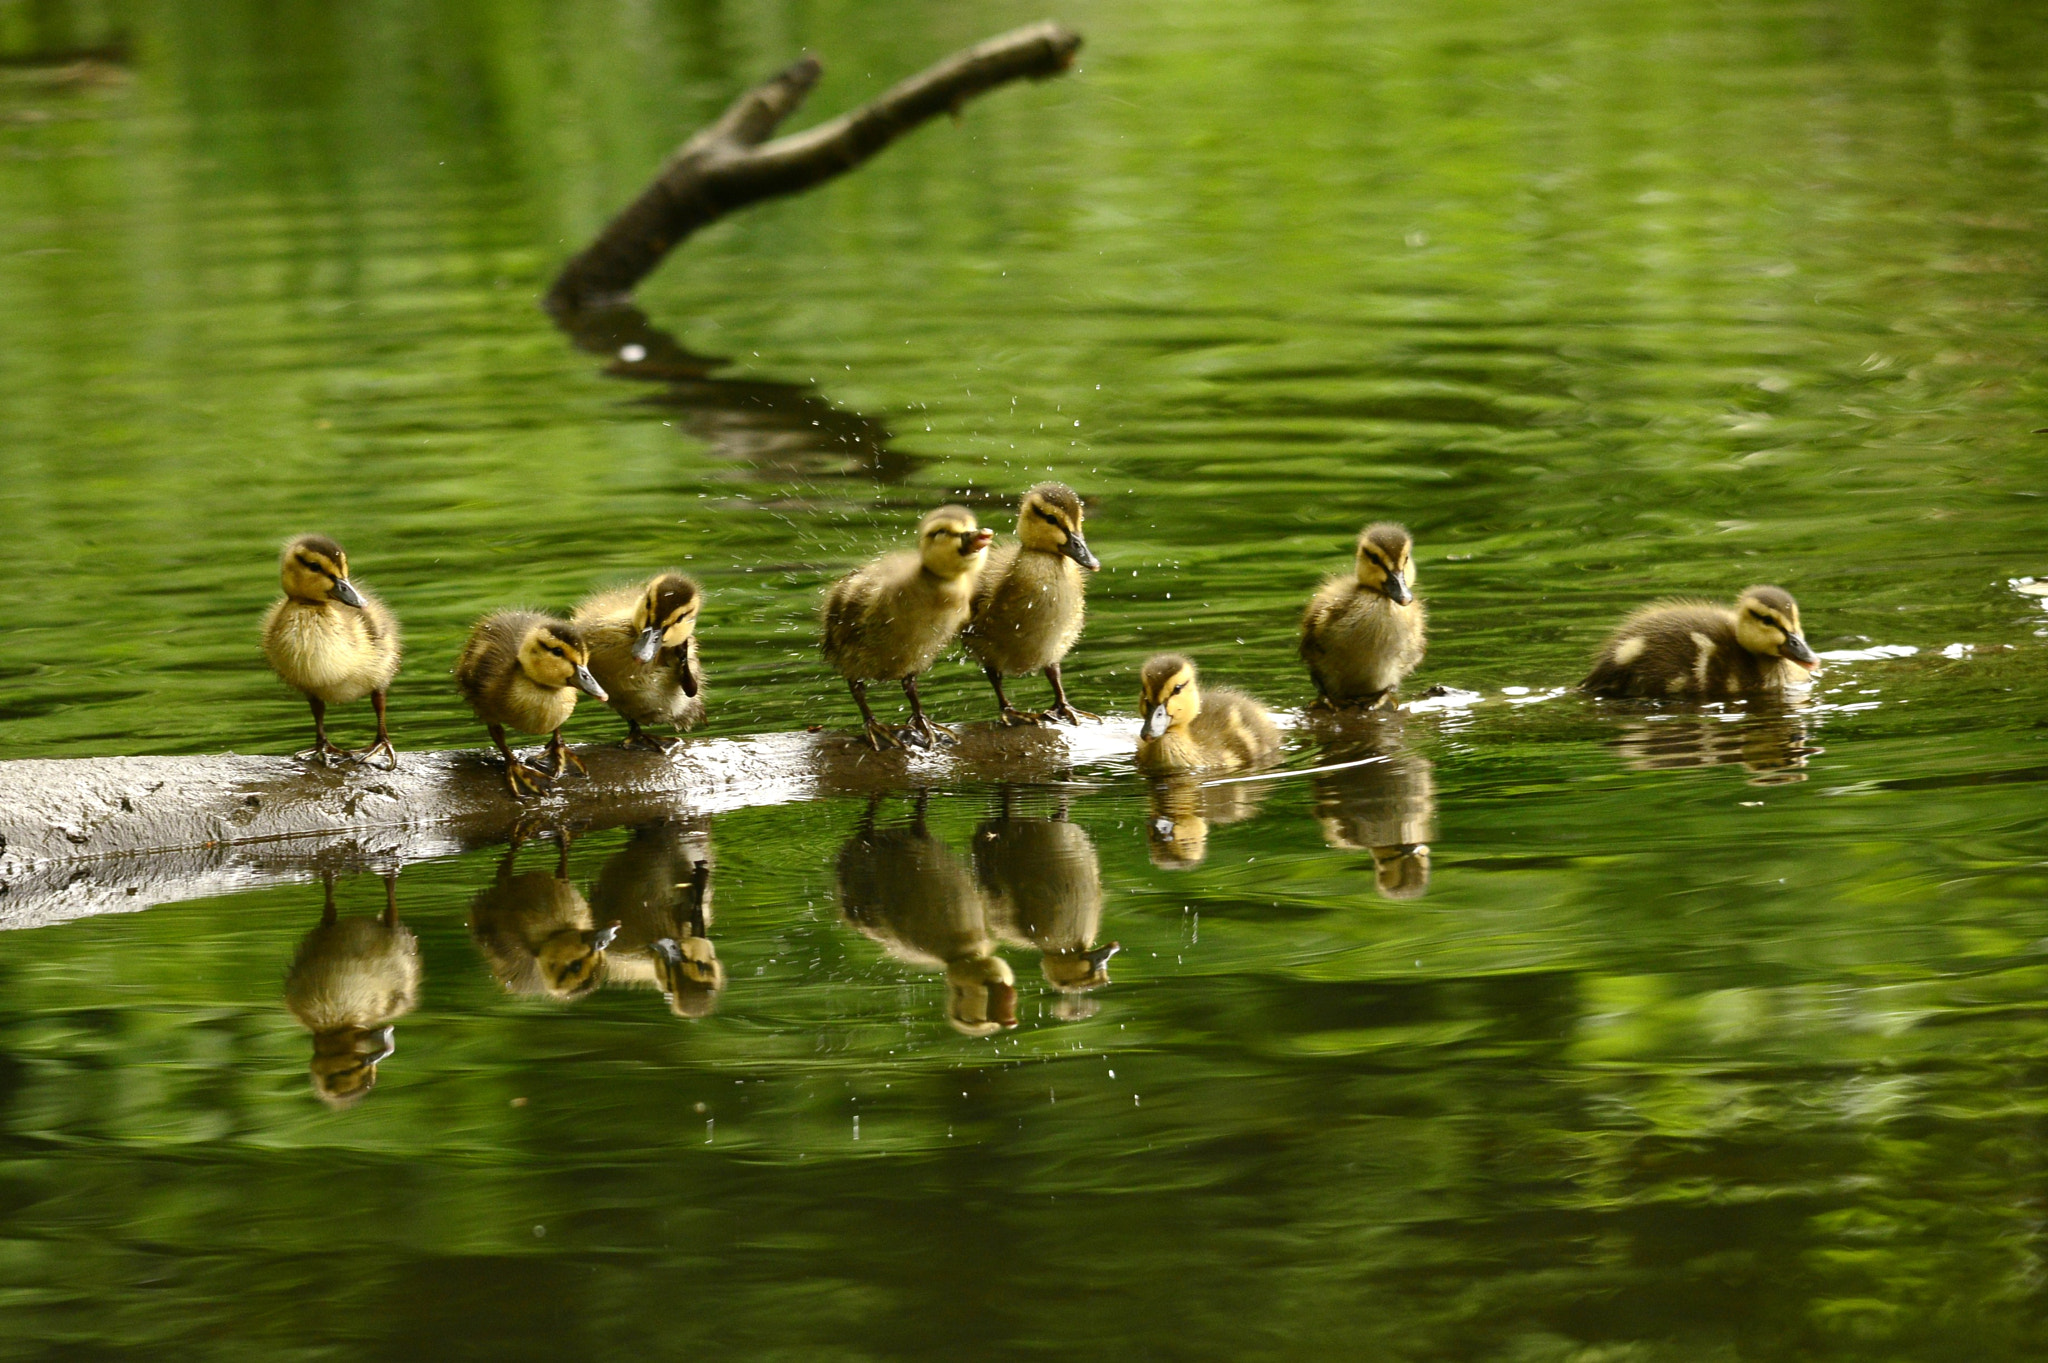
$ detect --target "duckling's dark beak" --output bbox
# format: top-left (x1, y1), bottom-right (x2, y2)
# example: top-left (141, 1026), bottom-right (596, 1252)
top-left (988, 981), bottom-right (1018, 1029)
top-left (677, 656), bottom-right (699, 698)
top-left (1084, 942), bottom-right (1122, 972)
top-left (362, 1025), bottom-right (395, 1066)
top-left (587, 921), bottom-right (620, 952)
top-left (632, 625), bottom-right (663, 663)
top-left (1783, 634), bottom-right (1818, 668)
top-left (962, 528), bottom-right (993, 556)
top-left (1382, 571), bottom-right (1413, 606)
top-left (1063, 531), bottom-right (1101, 572)
top-left (652, 936), bottom-right (683, 965)
top-left (1141, 704), bottom-right (1171, 741)
top-left (329, 578), bottom-right (366, 609)
top-left (572, 665), bottom-right (608, 701)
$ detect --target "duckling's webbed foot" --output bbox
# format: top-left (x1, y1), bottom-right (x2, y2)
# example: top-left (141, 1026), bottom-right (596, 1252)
top-left (542, 731), bottom-right (590, 780)
top-left (295, 741), bottom-right (352, 767)
top-left (985, 667), bottom-right (1043, 727)
top-left (998, 705), bottom-right (1044, 728)
top-left (622, 721), bottom-right (680, 755)
top-left (900, 676), bottom-right (956, 748)
top-left (863, 720), bottom-right (904, 751)
top-left (1040, 702), bottom-right (1100, 725)
top-left (503, 759), bottom-right (555, 799)
top-left (348, 738), bottom-right (399, 771)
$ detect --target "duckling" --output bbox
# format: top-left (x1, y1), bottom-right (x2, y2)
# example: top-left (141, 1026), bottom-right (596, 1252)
top-left (973, 792), bottom-right (1119, 996)
top-left (821, 504), bottom-right (992, 750)
top-left (261, 534), bottom-right (402, 767)
top-left (1581, 585), bottom-right (1819, 698)
top-left (837, 793), bottom-right (1017, 1037)
top-left (572, 572), bottom-right (704, 753)
top-left (961, 482), bottom-right (1101, 726)
top-left (1135, 653), bottom-right (1281, 774)
top-left (454, 611), bottom-right (608, 797)
top-left (283, 873), bottom-right (419, 1108)
top-left (1300, 522), bottom-right (1426, 710)
top-left (467, 839), bottom-right (619, 1001)
top-left (588, 820), bottom-right (723, 1018)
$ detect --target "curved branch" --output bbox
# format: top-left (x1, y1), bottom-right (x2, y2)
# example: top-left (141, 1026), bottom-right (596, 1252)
top-left (545, 21), bottom-right (1082, 315)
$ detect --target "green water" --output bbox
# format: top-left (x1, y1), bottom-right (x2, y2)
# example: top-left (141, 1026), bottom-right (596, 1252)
top-left (4, 0), bottom-right (2048, 1355)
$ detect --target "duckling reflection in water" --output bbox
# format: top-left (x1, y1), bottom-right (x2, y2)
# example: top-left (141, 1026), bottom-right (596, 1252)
top-left (973, 791), bottom-right (1119, 1010)
top-left (837, 793), bottom-right (1017, 1036)
top-left (1310, 724), bottom-right (1437, 900)
top-left (283, 873), bottom-right (419, 1108)
top-left (1136, 653), bottom-right (1280, 775)
top-left (588, 819), bottom-right (723, 1018)
top-left (573, 573), bottom-right (704, 752)
top-left (1144, 773), bottom-right (1272, 870)
top-left (821, 505), bottom-right (992, 750)
top-left (468, 837), bottom-right (619, 1000)
top-left (1609, 701), bottom-right (1821, 785)
top-left (961, 482), bottom-right (1102, 726)
top-left (1583, 586), bottom-right (1818, 698)
top-left (1300, 521), bottom-right (1426, 711)
top-left (262, 534), bottom-right (402, 767)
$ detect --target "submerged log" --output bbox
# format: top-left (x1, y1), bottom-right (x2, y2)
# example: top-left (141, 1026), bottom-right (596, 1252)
top-left (0, 722), bottom-right (1128, 931)
top-left (544, 21), bottom-right (1083, 314)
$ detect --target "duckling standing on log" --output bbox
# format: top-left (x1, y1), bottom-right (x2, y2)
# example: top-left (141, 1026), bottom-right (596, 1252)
top-left (572, 572), bottom-right (704, 752)
top-left (262, 534), bottom-right (402, 767)
top-left (822, 504), bottom-right (992, 750)
top-left (1581, 585), bottom-right (1819, 698)
top-left (1135, 653), bottom-right (1281, 774)
top-left (1300, 521), bottom-right (1425, 710)
top-left (961, 482), bottom-right (1101, 726)
top-left (454, 612), bottom-right (607, 797)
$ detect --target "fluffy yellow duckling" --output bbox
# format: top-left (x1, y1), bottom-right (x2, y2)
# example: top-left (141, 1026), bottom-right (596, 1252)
top-left (837, 795), bottom-right (1017, 1037)
top-left (961, 482), bottom-right (1101, 726)
top-left (468, 840), bottom-right (619, 1000)
top-left (454, 611), bottom-right (607, 797)
top-left (589, 820), bottom-right (723, 1019)
top-left (1135, 653), bottom-right (1281, 774)
top-left (1300, 521), bottom-right (1426, 710)
top-left (282, 874), bottom-right (419, 1108)
top-left (262, 534), bottom-right (402, 767)
top-left (1581, 585), bottom-right (1819, 698)
top-left (572, 572), bottom-right (704, 752)
top-left (821, 504), bottom-right (992, 750)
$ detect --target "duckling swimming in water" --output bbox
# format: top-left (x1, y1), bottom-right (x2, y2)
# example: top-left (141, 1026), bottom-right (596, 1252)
top-left (572, 572), bottom-right (704, 752)
top-left (262, 534), bottom-right (402, 767)
top-left (1300, 522), bottom-right (1425, 710)
top-left (283, 873), bottom-right (419, 1108)
top-left (1135, 653), bottom-right (1281, 774)
top-left (822, 505), bottom-right (992, 750)
top-left (454, 612), bottom-right (608, 798)
top-left (1581, 586), bottom-right (1819, 699)
top-left (961, 482), bottom-right (1101, 726)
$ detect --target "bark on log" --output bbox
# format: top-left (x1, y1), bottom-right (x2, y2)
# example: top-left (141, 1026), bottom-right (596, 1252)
top-left (0, 723), bottom-right (1126, 931)
top-left (544, 21), bottom-right (1083, 314)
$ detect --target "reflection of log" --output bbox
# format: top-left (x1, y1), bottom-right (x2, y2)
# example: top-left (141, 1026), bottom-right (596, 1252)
top-left (544, 21), bottom-right (1083, 314)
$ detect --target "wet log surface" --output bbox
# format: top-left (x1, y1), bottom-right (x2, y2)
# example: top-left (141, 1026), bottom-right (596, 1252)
top-left (0, 723), bottom-right (1130, 931)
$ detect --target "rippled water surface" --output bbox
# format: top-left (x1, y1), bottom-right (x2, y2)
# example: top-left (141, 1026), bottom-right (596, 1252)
top-left (3, 0), bottom-right (2048, 1356)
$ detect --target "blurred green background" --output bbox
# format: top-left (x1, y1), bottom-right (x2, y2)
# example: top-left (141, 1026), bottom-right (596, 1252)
top-left (3, 0), bottom-right (2047, 1357)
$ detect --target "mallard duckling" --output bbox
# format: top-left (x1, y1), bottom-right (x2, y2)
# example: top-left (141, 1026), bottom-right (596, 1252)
top-left (467, 840), bottom-right (619, 1000)
top-left (261, 534), bottom-right (402, 767)
top-left (454, 611), bottom-right (608, 797)
top-left (973, 794), bottom-right (1118, 995)
top-left (1300, 522), bottom-right (1425, 710)
top-left (572, 572), bottom-right (704, 752)
top-left (1581, 585), bottom-right (1819, 698)
top-left (822, 504), bottom-right (992, 750)
top-left (961, 482), bottom-right (1101, 726)
top-left (1135, 653), bottom-right (1281, 774)
top-left (283, 874), bottom-right (419, 1108)
top-left (837, 794), bottom-right (1017, 1036)
top-left (589, 820), bottom-right (723, 1018)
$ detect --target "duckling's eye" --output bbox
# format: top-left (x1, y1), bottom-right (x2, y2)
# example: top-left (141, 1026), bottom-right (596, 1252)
top-left (1747, 609), bottom-right (1784, 633)
top-left (1171, 681), bottom-right (1188, 696)
top-left (1035, 508), bottom-right (1065, 530)
top-left (297, 556), bottom-right (329, 577)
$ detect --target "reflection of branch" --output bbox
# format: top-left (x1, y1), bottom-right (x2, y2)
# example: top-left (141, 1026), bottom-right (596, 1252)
top-left (544, 21), bottom-right (1083, 314)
